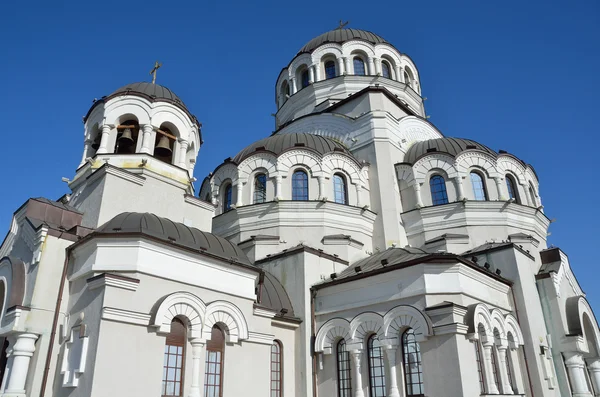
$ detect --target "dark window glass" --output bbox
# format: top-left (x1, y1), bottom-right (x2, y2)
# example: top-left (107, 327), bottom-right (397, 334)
top-left (292, 170), bottom-right (309, 200)
top-left (429, 175), bottom-right (449, 205)
top-left (337, 340), bottom-right (352, 397)
top-left (474, 340), bottom-right (485, 394)
top-left (333, 174), bottom-right (347, 204)
top-left (254, 174), bottom-right (267, 204)
top-left (204, 326), bottom-right (225, 397)
top-left (271, 341), bottom-right (282, 397)
top-left (367, 335), bottom-right (386, 397)
top-left (470, 172), bottom-right (487, 201)
top-left (162, 318), bottom-right (186, 397)
top-left (404, 71), bottom-right (410, 85)
top-left (354, 58), bottom-right (366, 76)
top-left (224, 184), bottom-right (232, 212)
top-left (491, 347), bottom-right (500, 391)
top-left (506, 175), bottom-right (519, 203)
top-left (402, 329), bottom-right (424, 396)
top-left (301, 70), bottom-right (310, 88)
top-left (381, 62), bottom-right (391, 78)
top-left (325, 61), bottom-right (336, 79)
top-left (529, 184), bottom-right (537, 206)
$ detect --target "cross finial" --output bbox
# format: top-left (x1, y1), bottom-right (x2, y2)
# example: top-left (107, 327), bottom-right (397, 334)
top-left (150, 61), bottom-right (162, 84)
top-left (336, 20), bottom-right (349, 30)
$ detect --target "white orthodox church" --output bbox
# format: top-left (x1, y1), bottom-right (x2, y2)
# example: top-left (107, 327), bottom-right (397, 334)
top-left (0, 27), bottom-right (598, 397)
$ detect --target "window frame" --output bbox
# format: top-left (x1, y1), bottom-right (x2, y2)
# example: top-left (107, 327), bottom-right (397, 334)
top-left (469, 171), bottom-right (488, 201)
top-left (271, 340), bottom-right (283, 397)
top-left (253, 173), bottom-right (267, 204)
top-left (367, 334), bottom-right (386, 397)
top-left (336, 339), bottom-right (352, 397)
top-left (429, 174), bottom-right (449, 206)
top-left (325, 60), bottom-right (337, 79)
top-left (301, 70), bottom-right (310, 88)
top-left (528, 183), bottom-right (537, 206)
top-left (353, 57), bottom-right (366, 76)
top-left (381, 61), bottom-right (391, 79)
top-left (505, 174), bottom-right (520, 203)
top-left (204, 325), bottom-right (225, 397)
top-left (402, 328), bottom-right (424, 397)
top-left (162, 318), bottom-right (186, 397)
top-left (223, 184), bottom-right (233, 212)
top-left (292, 169), bottom-right (309, 201)
top-left (333, 173), bottom-right (348, 205)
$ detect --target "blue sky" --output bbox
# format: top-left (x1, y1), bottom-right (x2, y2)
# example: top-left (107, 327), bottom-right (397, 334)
top-left (0, 1), bottom-right (598, 304)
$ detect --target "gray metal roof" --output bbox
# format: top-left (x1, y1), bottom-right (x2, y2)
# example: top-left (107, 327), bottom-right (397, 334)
top-left (403, 137), bottom-right (497, 164)
top-left (259, 271), bottom-right (295, 317)
top-left (232, 133), bottom-right (354, 164)
top-left (299, 28), bottom-right (389, 54)
top-left (95, 212), bottom-right (251, 266)
top-left (112, 82), bottom-right (184, 103)
top-left (334, 247), bottom-right (430, 280)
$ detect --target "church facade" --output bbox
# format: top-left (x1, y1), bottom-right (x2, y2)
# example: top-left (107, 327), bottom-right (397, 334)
top-left (0, 27), bottom-right (597, 397)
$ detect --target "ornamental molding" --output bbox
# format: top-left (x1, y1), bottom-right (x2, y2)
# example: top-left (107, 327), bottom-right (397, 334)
top-left (413, 153), bottom-right (458, 183)
top-left (102, 307), bottom-right (151, 326)
top-left (455, 151), bottom-right (499, 178)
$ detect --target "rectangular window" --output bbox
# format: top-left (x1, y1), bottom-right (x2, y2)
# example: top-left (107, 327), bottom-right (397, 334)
top-left (162, 344), bottom-right (184, 396)
top-left (204, 350), bottom-right (223, 397)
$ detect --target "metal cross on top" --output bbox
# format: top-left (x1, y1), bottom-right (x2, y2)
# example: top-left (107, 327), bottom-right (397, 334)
top-left (336, 20), bottom-right (349, 30)
top-left (150, 61), bottom-right (162, 84)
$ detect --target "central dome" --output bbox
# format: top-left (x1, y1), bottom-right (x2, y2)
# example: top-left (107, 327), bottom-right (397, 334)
top-left (299, 28), bottom-right (389, 54)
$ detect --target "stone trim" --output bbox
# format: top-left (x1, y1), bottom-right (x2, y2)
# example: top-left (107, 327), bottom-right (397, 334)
top-left (87, 273), bottom-right (140, 291)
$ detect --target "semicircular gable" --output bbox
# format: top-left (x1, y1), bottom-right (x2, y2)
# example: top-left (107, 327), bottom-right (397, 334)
top-left (455, 151), bottom-right (499, 178)
top-left (315, 318), bottom-right (351, 354)
top-left (350, 312), bottom-right (384, 343)
top-left (413, 153), bottom-right (458, 184)
top-left (383, 305), bottom-right (432, 342)
top-left (203, 300), bottom-right (249, 344)
top-left (277, 149), bottom-right (323, 175)
top-left (398, 116), bottom-right (443, 149)
top-left (152, 291), bottom-right (206, 338)
top-left (237, 153), bottom-right (278, 183)
top-left (0, 256), bottom-right (26, 313)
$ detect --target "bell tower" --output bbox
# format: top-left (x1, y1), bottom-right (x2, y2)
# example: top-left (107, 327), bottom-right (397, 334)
top-left (65, 81), bottom-right (214, 230)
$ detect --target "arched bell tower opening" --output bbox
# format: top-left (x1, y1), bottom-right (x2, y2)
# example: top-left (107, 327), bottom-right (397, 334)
top-left (114, 117), bottom-right (140, 155)
top-left (155, 122), bottom-right (178, 164)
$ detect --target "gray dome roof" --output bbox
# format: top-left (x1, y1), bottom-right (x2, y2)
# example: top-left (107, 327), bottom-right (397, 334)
top-left (336, 247), bottom-right (430, 280)
top-left (95, 212), bottom-right (251, 266)
top-left (404, 138), bottom-right (497, 164)
top-left (299, 28), bottom-right (389, 54)
top-left (259, 271), bottom-right (296, 318)
top-left (111, 82), bottom-right (183, 103)
top-left (232, 133), bottom-right (355, 164)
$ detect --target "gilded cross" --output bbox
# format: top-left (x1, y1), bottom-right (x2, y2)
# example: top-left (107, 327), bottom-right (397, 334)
top-left (336, 20), bottom-right (349, 30)
top-left (150, 61), bottom-right (162, 84)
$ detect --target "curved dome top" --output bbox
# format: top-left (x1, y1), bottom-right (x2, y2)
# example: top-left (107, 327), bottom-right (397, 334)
top-left (259, 271), bottom-right (296, 318)
top-left (299, 28), bottom-right (389, 54)
top-left (232, 133), bottom-right (355, 164)
top-left (94, 212), bottom-right (251, 266)
top-left (404, 137), bottom-right (497, 164)
top-left (111, 82), bottom-right (185, 106)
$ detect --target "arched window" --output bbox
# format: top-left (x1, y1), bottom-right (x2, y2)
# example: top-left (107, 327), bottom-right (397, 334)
top-left (337, 339), bottom-right (352, 397)
top-left (490, 346), bottom-right (501, 391)
top-left (325, 61), bottom-right (336, 79)
top-left (333, 173), bottom-right (348, 204)
top-left (367, 335), bottom-right (386, 397)
top-left (470, 172), bottom-right (487, 201)
top-left (204, 325), bottom-right (225, 397)
top-left (162, 318), bottom-right (186, 397)
top-left (353, 57), bottom-right (366, 76)
top-left (271, 341), bottom-right (282, 397)
top-left (474, 325), bottom-right (486, 394)
top-left (404, 71), bottom-right (411, 86)
top-left (528, 183), bottom-right (537, 206)
top-left (402, 328), bottom-right (424, 396)
top-left (381, 62), bottom-right (391, 79)
top-left (254, 173), bottom-right (267, 204)
top-left (223, 184), bottom-right (233, 212)
top-left (505, 175), bottom-right (519, 203)
top-left (429, 175), bottom-right (449, 205)
top-left (292, 170), bottom-right (309, 200)
top-left (301, 70), bottom-right (310, 88)
top-left (115, 119), bottom-right (139, 155)
top-left (280, 81), bottom-right (290, 106)
top-left (155, 125), bottom-right (175, 164)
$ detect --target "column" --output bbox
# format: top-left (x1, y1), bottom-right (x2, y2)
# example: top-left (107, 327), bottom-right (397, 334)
top-left (96, 124), bottom-right (112, 154)
top-left (413, 183), bottom-right (424, 208)
top-left (235, 182), bottom-right (243, 207)
top-left (349, 350), bottom-right (365, 397)
top-left (454, 176), bottom-right (465, 201)
top-left (338, 57), bottom-right (346, 75)
top-left (275, 175), bottom-right (283, 201)
top-left (481, 343), bottom-right (500, 394)
top-left (80, 139), bottom-right (92, 166)
top-left (374, 58), bottom-right (381, 76)
top-left (395, 65), bottom-right (402, 82)
top-left (565, 353), bottom-right (593, 397)
top-left (356, 184), bottom-right (362, 207)
top-left (367, 57), bottom-right (376, 76)
top-left (586, 358), bottom-right (600, 396)
top-left (189, 339), bottom-right (206, 397)
top-left (178, 139), bottom-right (189, 169)
top-left (496, 346), bottom-right (514, 394)
top-left (313, 64), bottom-right (321, 82)
top-left (383, 346), bottom-right (400, 397)
top-left (494, 177), bottom-right (506, 201)
top-left (140, 124), bottom-right (154, 154)
top-left (308, 67), bottom-right (315, 84)
top-left (291, 77), bottom-right (298, 94)
top-left (3, 333), bottom-right (38, 397)
top-left (317, 176), bottom-right (325, 201)
top-left (398, 66), bottom-right (405, 83)
top-left (344, 57), bottom-right (351, 75)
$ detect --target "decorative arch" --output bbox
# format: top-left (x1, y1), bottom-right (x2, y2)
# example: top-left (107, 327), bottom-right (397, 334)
top-left (466, 303), bottom-right (493, 341)
top-left (455, 151), bottom-right (499, 178)
top-left (315, 318), bottom-right (351, 354)
top-left (383, 305), bottom-right (433, 342)
top-left (395, 164), bottom-right (415, 186)
top-left (497, 156), bottom-right (527, 185)
top-left (398, 116), bottom-right (444, 148)
top-left (350, 312), bottom-right (384, 343)
top-left (103, 97), bottom-right (152, 125)
top-left (566, 296), bottom-right (600, 355)
top-left (413, 153), bottom-right (458, 185)
top-left (277, 150), bottom-right (323, 176)
top-left (211, 162), bottom-right (239, 196)
top-left (151, 109), bottom-right (192, 142)
top-left (289, 53), bottom-right (313, 79)
top-left (237, 153), bottom-right (278, 183)
top-left (152, 291), bottom-right (206, 338)
top-left (0, 257), bottom-right (26, 319)
top-left (504, 314), bottom-right (525, 348)
top-left (203, 301), bottom-right (249, 344)
top-left (321, 153), bottom-right (363, 184)
top-left (490, 309), bottom-right (507, 346)
top-left (342, 41), bottom-right (376, 57)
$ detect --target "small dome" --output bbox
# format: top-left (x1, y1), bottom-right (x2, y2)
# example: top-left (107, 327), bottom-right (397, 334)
top-left (404, 137), bottom-right (497, 164)
top-left (94, 212), bottom-right (251, 266)
top-left (259, 271), bottom-right (296, 318)
top-left (299, 28), bottom-right (389, 54)
top-left (232, 133), bottom-right (354, 164)
top-left (110, 82), bottom-right (186, 107)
